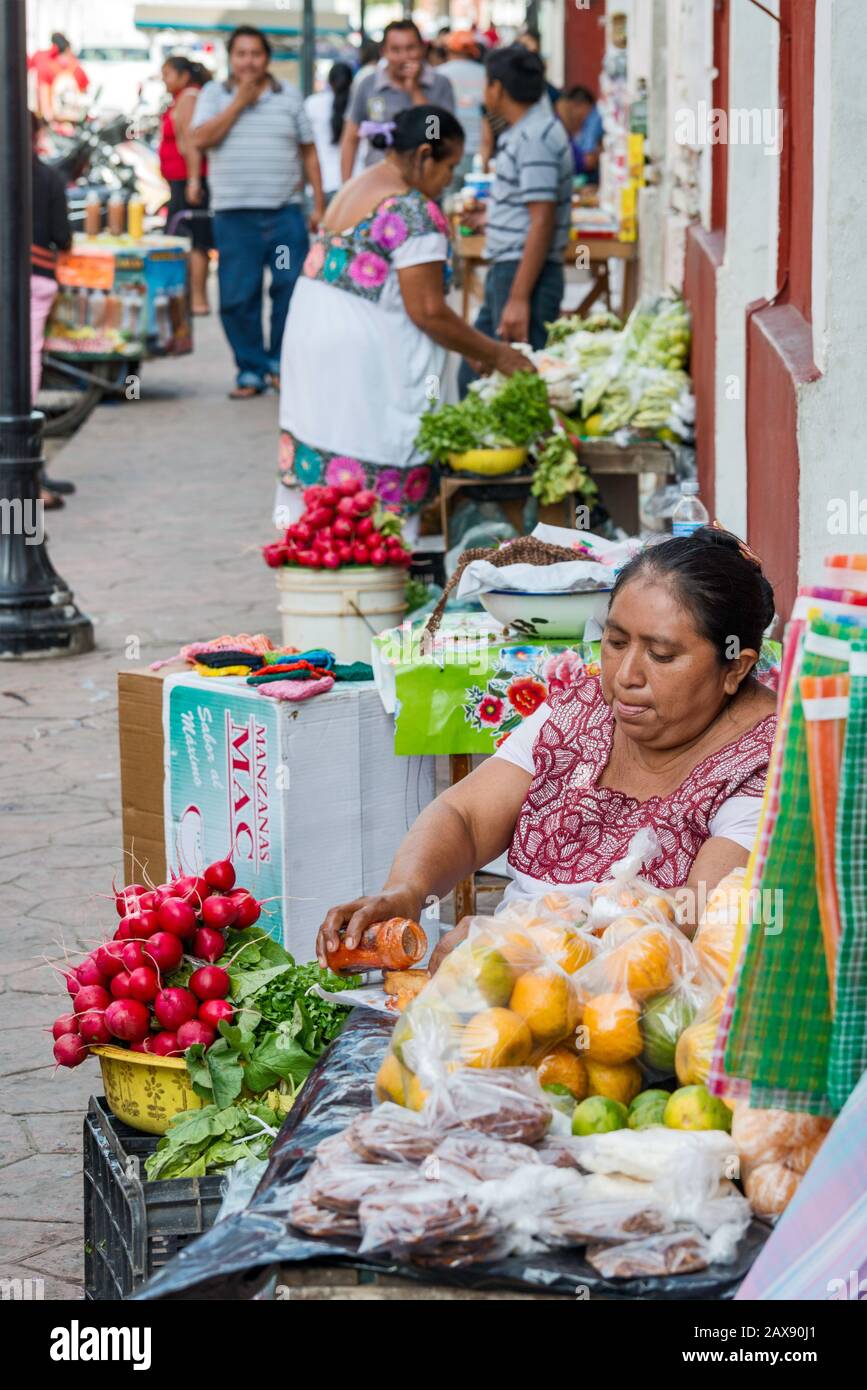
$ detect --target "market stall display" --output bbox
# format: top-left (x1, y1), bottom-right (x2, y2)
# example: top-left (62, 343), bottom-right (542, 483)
top-left (131, 1009), bottom-right (771, 1301)
top-left (52, 861), bottom-right (359, 1166)
top-left (44, 232), bottom-right (192, 360)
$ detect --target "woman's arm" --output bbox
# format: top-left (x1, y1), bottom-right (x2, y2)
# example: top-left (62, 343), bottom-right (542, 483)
top-left (300, 141), bottom-right (325, 228)
top-left (173, 90), bottom-right (203, 192)
top-left (316, 757), bottom-right (531, 965)
top-left (340, 119), bottom-right (361, 183)
top-left (398, 261), bottom-right (531, 374)
top-left (683, 837), bottom-right (750, 938)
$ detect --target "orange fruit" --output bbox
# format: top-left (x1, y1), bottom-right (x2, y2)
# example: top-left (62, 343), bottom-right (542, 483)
top-left (537, 1047), bottom-right (588, 1100)
top-left (486, 927), bottom-right (545, 973)
top-left (461, 1007), bottom-right (533, 1068)
top-left (375, 1053), bottom-right (410, 1105)
top-left (601, 914), bottom-right (649, 949)
top-left (584, 1057), bottom-right (643, 1105)
top-left (582, 992), bottom-right (643, 1064)
top-left (509, 968), bottom-right (581, 1045)
top-left (404, 1072), bottom-right (430, 1112)
top-left (533, 925), bottom-right (595, 975)
top-left (604, 928), bottom-right (673, 1000)
top-left (642, 893), bottom-right (677, 923)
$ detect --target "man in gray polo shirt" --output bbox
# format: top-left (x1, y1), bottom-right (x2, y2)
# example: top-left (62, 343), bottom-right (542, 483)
top-left (192, 25), bottom-right (325, 397)
top-left (340, 20), bottom-right (454, 182)
top-left (458, 45), bottom-right (572, 395)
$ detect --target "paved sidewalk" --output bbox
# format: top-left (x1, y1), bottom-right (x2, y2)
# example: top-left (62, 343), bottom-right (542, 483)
top-left (0, 315), bottom-right (282, 1298)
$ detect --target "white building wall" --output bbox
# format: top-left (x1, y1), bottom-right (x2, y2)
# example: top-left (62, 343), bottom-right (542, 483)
top-left (797, 0), bottom-right (867, 586)
top-left (712, 0), bottom-right (779, 537)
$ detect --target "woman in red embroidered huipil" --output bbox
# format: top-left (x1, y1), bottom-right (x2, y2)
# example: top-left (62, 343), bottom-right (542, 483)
top-left (317, 529), bottom-right (778, 970)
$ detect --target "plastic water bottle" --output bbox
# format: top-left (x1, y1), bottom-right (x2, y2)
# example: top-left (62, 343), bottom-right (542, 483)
top-left (671, 481), bottom-right (709, 538)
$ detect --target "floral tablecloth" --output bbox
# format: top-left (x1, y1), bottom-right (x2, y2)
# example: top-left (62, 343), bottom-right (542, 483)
top-left (372, 616), bottom-right (783, 756)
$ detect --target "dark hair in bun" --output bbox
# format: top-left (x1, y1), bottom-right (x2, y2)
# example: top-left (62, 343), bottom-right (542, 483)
top-left (369, 104), bottom-right (464, 157)
top-left (485, 44), bottom-right (546, 104)
top-left (609, 526), bottom-right (776, 663)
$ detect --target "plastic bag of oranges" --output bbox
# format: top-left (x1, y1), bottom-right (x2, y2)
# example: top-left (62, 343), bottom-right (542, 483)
top-left (376, 913), bottom-right (595, 1109)
top-left (570, 916), bottom-right (717, 1085)
top-left (586, 828), bottom-right (680, 935)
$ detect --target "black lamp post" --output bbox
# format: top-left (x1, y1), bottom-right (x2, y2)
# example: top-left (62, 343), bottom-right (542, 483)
top-left (0, 0), bottom-right (93, 658)
top-left (301, 0), bottom-right (315, 97)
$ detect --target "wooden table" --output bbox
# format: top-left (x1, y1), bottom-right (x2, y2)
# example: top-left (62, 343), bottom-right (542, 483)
top-left (454, 231), bottom-right (640, 323)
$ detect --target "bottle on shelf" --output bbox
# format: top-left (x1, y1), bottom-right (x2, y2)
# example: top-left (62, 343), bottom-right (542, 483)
top-left (126, 192), bottom-right (144, 241)
top-left (107, 192), bottom-right (126, 237)
top-left (671, 480), bottom-right (709, 538)
top-left (84, 190), bottom-right (101, 237)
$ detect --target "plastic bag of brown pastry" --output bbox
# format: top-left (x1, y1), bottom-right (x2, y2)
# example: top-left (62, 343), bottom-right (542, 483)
top-left (424, 1066), bottom-right (552, 1145)
top-left (358, 1180), bottom-right (507, 1269)
top-left (344, 1103), bottom-right (439, 1164)
top-left (586, 1228), bottom-right (712, 1279)
top-left (425, 1130), bottom-right (544, 1184)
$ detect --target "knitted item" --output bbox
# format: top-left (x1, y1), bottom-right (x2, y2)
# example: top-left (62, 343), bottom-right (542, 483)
top-left (255, 676), bottom-right (334, 701)
top-left (194, 649), bottom-right (266, 671)
top-left (194, 663), bottom-right (258, 679)
top-left (247, 662), bottom-right (331, 686)
top-left (150, 633), bottom-right (275, 671)
top-left (263, 648), bottom-right (334, 670)
top-left (332, 662), bottom-right (374, 681)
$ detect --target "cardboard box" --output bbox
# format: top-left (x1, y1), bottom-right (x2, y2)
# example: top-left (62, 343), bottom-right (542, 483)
top-left (118, 669), bottom-right (436, 960)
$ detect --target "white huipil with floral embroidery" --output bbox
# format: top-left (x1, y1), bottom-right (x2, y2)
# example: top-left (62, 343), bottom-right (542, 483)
top-left (278, 190), bottom-right (450, 500)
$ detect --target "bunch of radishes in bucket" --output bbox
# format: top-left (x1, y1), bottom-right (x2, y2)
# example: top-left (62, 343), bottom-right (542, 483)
top-left (262, 479), bottom-right (413, 571)
top-left (51, 858), bottom-right (262, 1069)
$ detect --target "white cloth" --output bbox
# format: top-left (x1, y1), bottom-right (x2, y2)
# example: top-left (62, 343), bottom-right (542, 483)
top-left (492, 702), bottom-right (763, 907)
top-left (279, 230), bottom-right (449, 466)
top-left (303, 90), bottom-right (343, 194)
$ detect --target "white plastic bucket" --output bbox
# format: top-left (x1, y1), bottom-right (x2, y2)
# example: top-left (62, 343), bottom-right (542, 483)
top-left (276, 565), bottom-right (407, 664)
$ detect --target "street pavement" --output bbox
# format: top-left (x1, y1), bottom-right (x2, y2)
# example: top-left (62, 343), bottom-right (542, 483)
top-left (0, 311), bottom-right (282, 1298)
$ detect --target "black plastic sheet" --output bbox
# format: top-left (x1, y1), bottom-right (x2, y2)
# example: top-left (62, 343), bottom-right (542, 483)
top-left (133, 1009), bottom-right (769, 1301)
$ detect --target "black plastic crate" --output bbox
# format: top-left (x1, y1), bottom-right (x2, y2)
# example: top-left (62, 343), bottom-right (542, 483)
top-left (83, 1095), bottom-right (224, 1300)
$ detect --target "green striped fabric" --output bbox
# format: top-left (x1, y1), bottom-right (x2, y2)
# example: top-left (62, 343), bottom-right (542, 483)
top-left (827, 636), bottom-right (867, 1108)
top-left (725, 618), bottom-right (852, 1108)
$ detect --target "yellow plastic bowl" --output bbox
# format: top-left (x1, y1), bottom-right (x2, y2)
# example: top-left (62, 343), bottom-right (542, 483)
top-left (447, 446), bottom-right (528, 476)
top-left (91, 1045), bottom-right (204, 1135)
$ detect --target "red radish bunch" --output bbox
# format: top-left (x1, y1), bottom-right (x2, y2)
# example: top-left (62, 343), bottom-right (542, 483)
top-left (52, 858), bottom-right (265, 1069)
top-left (262, 479), bottom-right (413, 571)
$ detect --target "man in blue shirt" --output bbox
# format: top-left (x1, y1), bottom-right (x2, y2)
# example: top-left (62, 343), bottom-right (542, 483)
top-left (556, 85), bottom-right (603, 182)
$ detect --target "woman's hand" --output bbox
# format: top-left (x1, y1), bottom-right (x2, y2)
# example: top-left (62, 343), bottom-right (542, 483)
top-left (316, 886), bottom-right (423, 968)
top-left (493, 342), bottom-right (536, 376)
top-left (428, 918), bottom-right (472, 974)
top-left (186, 176), bottom-right (203, 206)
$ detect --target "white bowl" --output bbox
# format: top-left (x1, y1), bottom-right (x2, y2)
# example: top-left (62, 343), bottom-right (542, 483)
top-left (479, 588), bottom-right (612, 639)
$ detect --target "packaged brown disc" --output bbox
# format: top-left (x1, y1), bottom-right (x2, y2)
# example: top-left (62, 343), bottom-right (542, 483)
top-left (345, 1103), bottom-right (439, 1165)
top-left (586, 1229), bottom-right (710, 1278)
top-left (537, 1199), bottom-right (670, 1248)
top-left (429, 1067), bottom-right (552, 1145)
top-left (358, 1182), bottom-right (505, 1269)
top-left (304, 1159), bottom-right (420, 1216)
top-left (427, 1130), bottom-right (543, 1184)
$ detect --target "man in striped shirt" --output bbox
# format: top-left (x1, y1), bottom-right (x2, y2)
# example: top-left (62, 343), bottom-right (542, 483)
top-left (458, 46), bottom-right (572, 394)
top-left (192, 25), bottom-right (325, 398)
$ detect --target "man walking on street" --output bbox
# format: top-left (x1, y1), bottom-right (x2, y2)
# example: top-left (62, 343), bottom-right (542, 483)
top-left (458, 45), bottom-right (572, 394)
top-left (340, 20), bottom-right (455, 182)
top-left (192, 25), bottom-right (325, 398)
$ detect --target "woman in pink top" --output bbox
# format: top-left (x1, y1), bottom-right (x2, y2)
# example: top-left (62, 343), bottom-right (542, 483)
top-left (316, 528), bottom-right (778, 968)
top-left (160, 55), bottom-right (213, 314)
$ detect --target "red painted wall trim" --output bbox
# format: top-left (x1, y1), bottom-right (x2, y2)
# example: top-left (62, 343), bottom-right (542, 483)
top-left (710, 0), bottom-right (730, 232)
top-left (563, 0), bottom-right (606, 93)
top-left (684, 228), bottom-right (725, 514)
top-left (746, 303), bottom-right (820, 619)
top-left (777, 0), bottom-right (815, 322)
